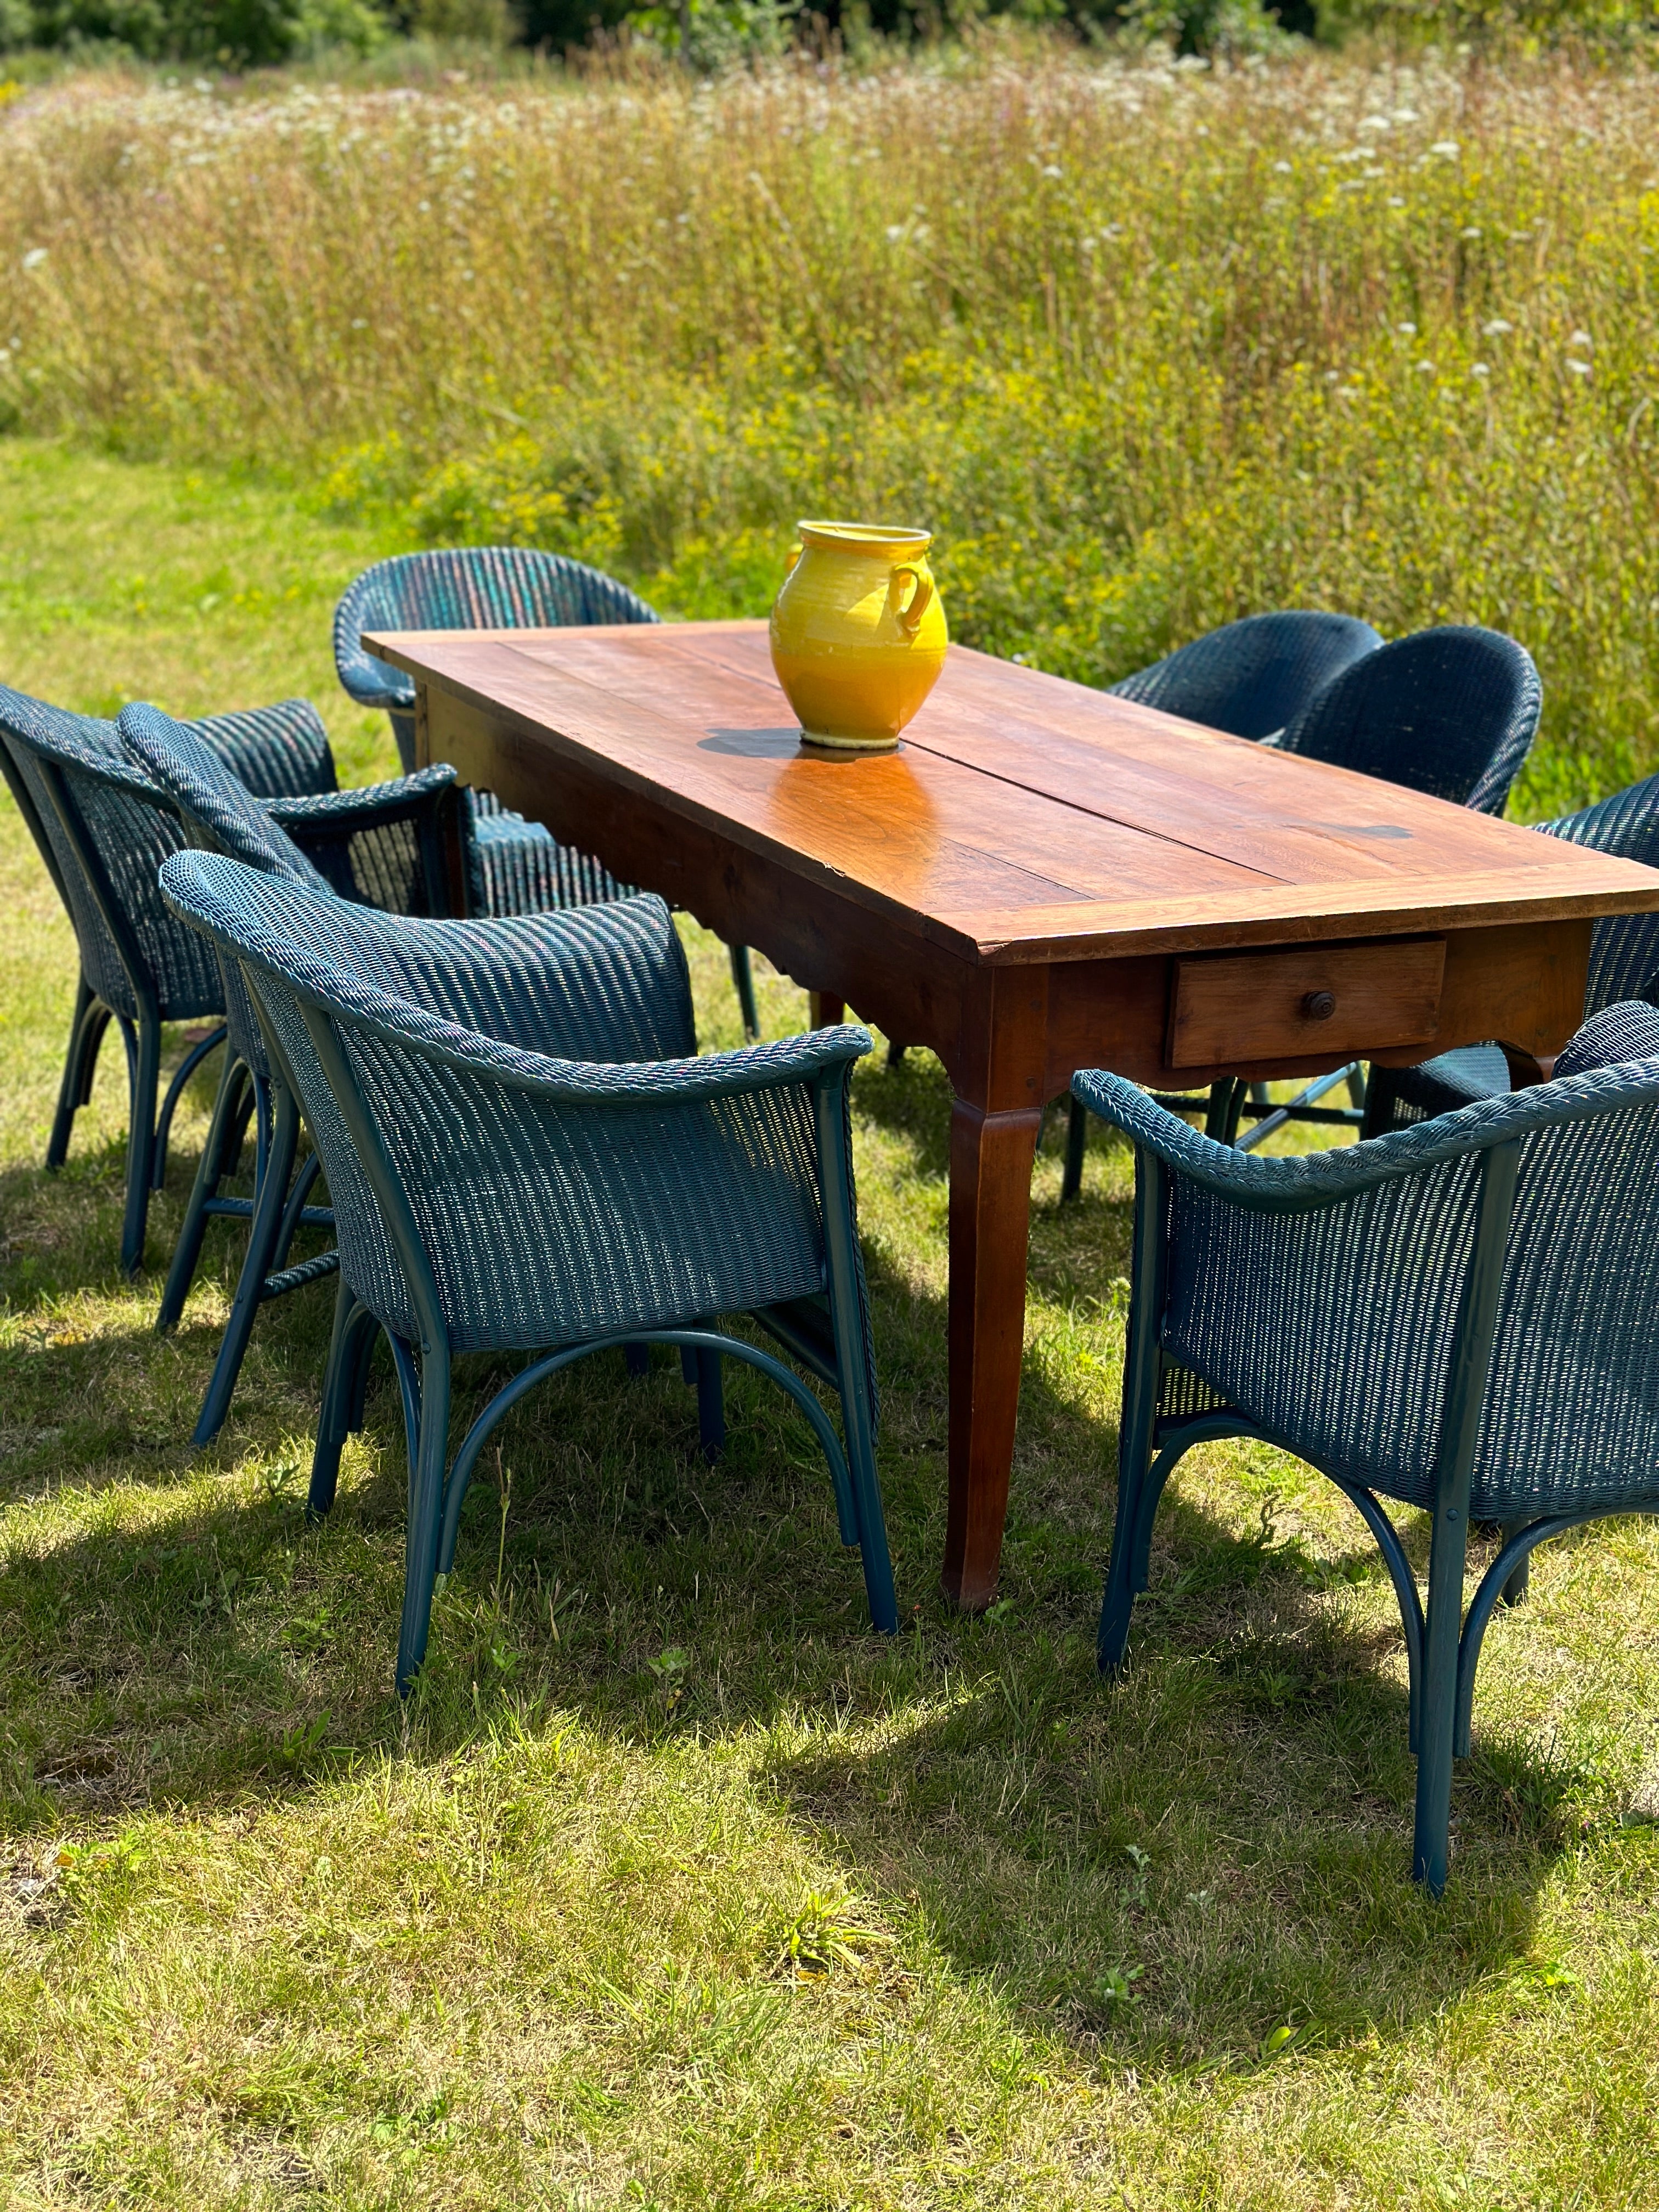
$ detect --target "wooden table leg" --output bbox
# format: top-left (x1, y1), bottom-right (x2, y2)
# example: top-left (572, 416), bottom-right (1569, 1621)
top-left (942, 969), bottom-right (1050, 1610)
top-left (809, 992), bottom-right (845, 1028)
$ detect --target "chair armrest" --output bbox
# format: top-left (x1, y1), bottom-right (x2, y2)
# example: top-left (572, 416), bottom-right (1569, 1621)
top-left (269, 766), bottom-right (463, 918)
top-left (336, 983), bottom-right (872, 1107)
top-left (266, 764), bottom-right (456, 832)
top-left (337, 636), bottom-right (416, 714)
top-left (1073, 1062), bottom-right (1659, 1216)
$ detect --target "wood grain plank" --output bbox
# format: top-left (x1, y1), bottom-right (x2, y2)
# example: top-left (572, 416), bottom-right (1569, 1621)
top-left (369, 623), bottom-right (1659, 964)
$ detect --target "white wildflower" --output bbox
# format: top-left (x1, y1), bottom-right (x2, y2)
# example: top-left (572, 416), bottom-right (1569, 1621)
top-left (1273, 159), bottom-right (1292, 173)
top-left (1431, 140), bottom-right (1461, 157)
top-left (1397, 321), bottom-right (1417, 335)
top-left (1566, 359), bottom-right (1591, 375)
top-left (1569, 329), bottom-right (1592, 348)
top-left (1471, 363), bottom-right (1489, 377)
top-left (1041, 164), bottom-right (1062, 179)
top-left (1482, 318), bottom-right (1513, 336)
top-left (1388, 196), bottom-right (1406, 208)
top-left (1462, 225), bottom-right (1481, 239)
top-left (1417, 359), bottom-right (1436, 374)
top-left (21, 247), bottom-right (47, 270)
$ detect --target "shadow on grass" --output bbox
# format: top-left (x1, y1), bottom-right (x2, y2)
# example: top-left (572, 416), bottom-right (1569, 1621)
top-left (0, 1060), bottom-right (1584, 2068)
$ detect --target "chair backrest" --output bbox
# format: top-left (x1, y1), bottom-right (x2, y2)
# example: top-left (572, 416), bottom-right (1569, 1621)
top-left (1108, 611), bottom-right (1383, 742)
top-left (156, 850), bottom-right (835, 1358)
top-left (0, 684), bottom-right (222, 1023)
top-left (195, 697), bottom-right (338, 800)
top-left (1277, 625), bottom-right (1542, 815)
top-left (1537, 773), bottom-right (1659, 1015)
top-left (119, 704), bottom-right (334, 894)
top-left (333, 550), bottom-right (661, 770)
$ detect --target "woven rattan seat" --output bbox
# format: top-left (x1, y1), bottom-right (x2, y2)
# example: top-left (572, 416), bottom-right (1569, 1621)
top-left (1074, 997), bottom-right (1659, 1891)
top-left (333, 547), bottom-right (761, 1037)
top-left (159, 846), bottom-right (896, 1691)
top-left (1108, 610), bottom-right (1383, 741)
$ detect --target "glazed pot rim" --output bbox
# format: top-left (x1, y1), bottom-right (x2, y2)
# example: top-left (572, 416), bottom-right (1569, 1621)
top-left (796, 518), bottom-right (933, 555)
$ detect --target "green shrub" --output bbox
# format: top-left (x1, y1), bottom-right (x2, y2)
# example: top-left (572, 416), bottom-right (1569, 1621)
top-left (9, 0), bottom-right (391, 59)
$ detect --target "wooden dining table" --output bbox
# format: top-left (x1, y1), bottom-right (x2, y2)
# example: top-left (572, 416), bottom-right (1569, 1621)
top-left (365, 617), bottom-right (1659, 1609)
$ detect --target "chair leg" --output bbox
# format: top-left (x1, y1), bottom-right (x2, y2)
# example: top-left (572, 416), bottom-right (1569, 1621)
top-left (308, 1277), bottom-right (380, 1520)
top-left (1412, 1491), bottom-right (1472, 1897)
top-left (1099, 1147), bottom-right (1169, 1672)
top-left (48, 974), bottom-right (101, 1171)
top-left (1060, 1093), bottom-right (1088, 1204)
top-left (695, 1346), bottom-right (726, 1463)
top-left (151, 1023), bottom-right (227, 1193)
top-left (1361, 1068), bottom-right (1398, 1140)
top-left (1204, 1079), bottom-right (1246, 1146)
top-left (623, 1342), bottom-right (650, 1379)
top-left (887, 1042), bottom-right (908, 1069)
top-left (192, 1074), bottom-right (299, 1446)
top-left (156, 1055), bottom-right (250, 1333)
top-left (119, 1010), bottom-right (163, 1278)
top-left (728, 942), bottom-right (760, 1041)
top-left (396, 1344), bottom-right (453, 1695)
top-left (812, 1068), bottom-right (899, 1634)
top-left (1500, 1515), bottom-right (1530, 1606)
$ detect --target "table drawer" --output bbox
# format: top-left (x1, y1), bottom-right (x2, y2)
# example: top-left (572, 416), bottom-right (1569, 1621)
top-left (1166, 937), bottom-right (1447, 1069)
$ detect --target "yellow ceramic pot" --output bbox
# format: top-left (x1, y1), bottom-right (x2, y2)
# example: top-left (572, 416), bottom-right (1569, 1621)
top-left (769, 520), bottom-right (949, 752)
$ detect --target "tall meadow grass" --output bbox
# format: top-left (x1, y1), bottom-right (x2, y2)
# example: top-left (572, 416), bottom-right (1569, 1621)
top-left (1, 43), bottom-right (1656, 808)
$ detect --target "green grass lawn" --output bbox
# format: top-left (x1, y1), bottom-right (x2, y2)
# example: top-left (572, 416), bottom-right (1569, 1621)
top-left (4, 435), bottom-right (1659, 2208)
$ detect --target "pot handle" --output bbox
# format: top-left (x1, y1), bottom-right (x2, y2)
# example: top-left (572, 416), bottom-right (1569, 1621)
top-left (888, 564), bottom-right (933, 637)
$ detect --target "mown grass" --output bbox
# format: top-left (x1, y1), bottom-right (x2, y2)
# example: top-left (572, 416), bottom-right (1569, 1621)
top-left (4, 432), bottom-right (1659, 2206)
top-left (3, 42), bottom-right (1659, 812)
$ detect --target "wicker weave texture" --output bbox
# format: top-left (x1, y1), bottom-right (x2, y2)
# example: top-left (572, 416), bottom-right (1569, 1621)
top-left (1545, 772), bottom-right (1659, 1013)
top-left (195, 697), bottom-right (338, 799)
top-left (334, 549), bottom-right (658, 912)
top-left (160, 853), bottom-right (863, 1360)
top-left (1278, 625), bottom-right (1541, 815)
top-left (1387, 772), bottom-right (1659, 1122)
top-left (1108, 611), bottom-right (1383, 741)
top-left (464, 792), bottom-right (633, 916)
top-left (119, 702), bottom-right (467, 1075)
top-left (1074, 1048), bottom-right (1659, 1519)
top-left (334, 549), bottom-right (661, 713)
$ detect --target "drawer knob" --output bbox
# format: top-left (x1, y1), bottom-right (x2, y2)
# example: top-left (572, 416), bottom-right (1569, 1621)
top-left (1304, 989), bottom-right (1338, 1022)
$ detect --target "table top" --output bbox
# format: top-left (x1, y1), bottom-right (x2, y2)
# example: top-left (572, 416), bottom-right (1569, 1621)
top-left (368, 619), bottom-right (1659, 968)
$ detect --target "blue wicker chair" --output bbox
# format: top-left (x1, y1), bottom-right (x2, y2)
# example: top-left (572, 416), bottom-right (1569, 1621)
top-left (1277, 624), bottom-right (1541, 815)
top-left (1368, 772), bottom-right (1659, 1132)
top-left (333, 548), bottom-right (761, 1039)
top-left (1108, 610), bottom-right (1383, 741)
top-left (0, 685), bottom-right (370, 1274)
top-left (117, 702), bottom-right (472, 1441)
top-left (1063, 626), bottom-right (1547, 1197)
top-left (158, 847), bottom-right (897, 1691)
top-left (1074, 993), bottom-right (1659, 1893)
